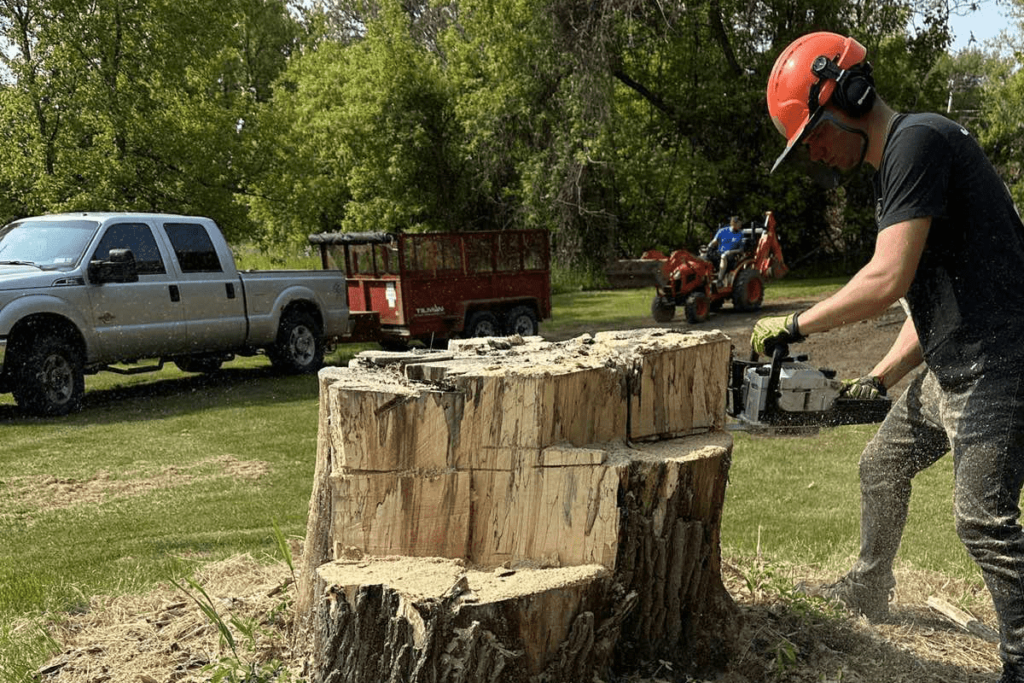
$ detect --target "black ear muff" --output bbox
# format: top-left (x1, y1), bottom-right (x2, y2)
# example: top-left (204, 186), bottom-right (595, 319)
top-left (810, 56), bottom-right (875, 118)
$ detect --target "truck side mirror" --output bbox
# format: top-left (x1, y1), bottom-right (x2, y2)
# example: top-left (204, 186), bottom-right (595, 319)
top-left (89, 248), bottom-right (139, 284)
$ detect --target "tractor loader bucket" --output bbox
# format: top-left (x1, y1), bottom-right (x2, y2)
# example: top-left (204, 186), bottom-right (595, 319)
top-left (605, 259), bottom-right (668, 289)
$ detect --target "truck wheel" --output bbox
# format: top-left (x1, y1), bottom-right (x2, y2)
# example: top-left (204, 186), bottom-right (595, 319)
top-left (465, 311), bottom-right (500, 338)
top-left (651, 295), bottom-right (676, 323)
top-left (270, 310), bottom-right (324, 374)
top-left (684, 291), bottom-right (711, 323)
top-left (174, 355), bottom-right (226, 374)
top-left (732, 269), bottom-right (765, 312)
top-left (505, 305), bottom-right (538, 336)
top-left (12, 334), bottom-right (85, 416)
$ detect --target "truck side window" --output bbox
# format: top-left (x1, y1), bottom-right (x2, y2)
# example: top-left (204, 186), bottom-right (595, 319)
top-left (165, 223), bottom-right (223, 273)
top-left (92, 223), bottom-right (166, 275)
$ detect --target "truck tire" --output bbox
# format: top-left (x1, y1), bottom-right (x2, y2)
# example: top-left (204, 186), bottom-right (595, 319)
top-left (269, 310), bottom-right (324, 374)
top-left (174, 355), bottom-right (226, 374)
top-left (465, 311), bottom-right (500, 338)
top-left (732, 269), bottom-right (765, 312)
top-left (505, 305), bottom-right (538, 336)
top-left (683, 291), bottom-right (711, 324)
top-left (12, 334), bottom-right (85, 416)
top-left (651, 295), bottom-right (676, 323)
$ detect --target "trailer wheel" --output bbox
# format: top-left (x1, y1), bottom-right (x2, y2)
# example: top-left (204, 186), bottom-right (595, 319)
top-left (12, 333), bottom-right (85, 416)
top-left (465, 311), bottom-right (501, 338)
top-left (505, 305), bottom-right (538, 336)
top-left (684, 291), bottom-right (711, 324)
top-left (651, 295), bottom-right (676, 323)
top-left (732, 269), bottom-right (765, 312)
top-left (269, 310), bottom-right (324, 374)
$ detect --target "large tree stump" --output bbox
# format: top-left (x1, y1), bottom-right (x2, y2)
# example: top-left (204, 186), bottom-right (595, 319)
top-left (300, 330), bottom-right (738, 681)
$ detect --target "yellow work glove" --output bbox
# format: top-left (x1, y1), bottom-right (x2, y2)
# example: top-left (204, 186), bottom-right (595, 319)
top-left (840, 376), bottom-right (887, 399)
top-left (750, 313), bottom-right (805, 356)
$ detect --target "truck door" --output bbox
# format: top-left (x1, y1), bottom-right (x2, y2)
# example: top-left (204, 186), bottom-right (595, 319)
top-left (163, 222), bottom-right (247, 353)
top-left (86, 222), bottom-right (186, 359)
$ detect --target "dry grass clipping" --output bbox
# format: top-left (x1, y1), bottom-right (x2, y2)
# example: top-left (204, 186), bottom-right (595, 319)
top-left (31, 554), bottom-right (1003, 683)
top-left (1, 455), bottom-right (268, 521)
top-left (36, 554), bottom-right (300, 683)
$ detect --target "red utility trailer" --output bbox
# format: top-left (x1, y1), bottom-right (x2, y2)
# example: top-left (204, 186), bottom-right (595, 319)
top-left (308, 230), bottom-right (552, 348)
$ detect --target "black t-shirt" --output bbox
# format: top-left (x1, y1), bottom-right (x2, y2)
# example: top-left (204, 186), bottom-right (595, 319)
top-left (873, 112), bottom-right (1024, 387)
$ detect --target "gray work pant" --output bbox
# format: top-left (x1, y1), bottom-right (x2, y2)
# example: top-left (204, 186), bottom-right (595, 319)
top-left (850, 366), bottom-right (1024, 669)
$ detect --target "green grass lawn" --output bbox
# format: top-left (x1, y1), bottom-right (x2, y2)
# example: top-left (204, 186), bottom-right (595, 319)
top-left (0, 277), bottom-right (983, 679)
top-left (546, 275), bottom-right (847, 336)
top-left (724, 427), bottom-right (977, 583)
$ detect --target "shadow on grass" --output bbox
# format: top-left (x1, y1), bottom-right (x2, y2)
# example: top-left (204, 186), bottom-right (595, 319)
top-left (0, 365), bottom-right (324, 426)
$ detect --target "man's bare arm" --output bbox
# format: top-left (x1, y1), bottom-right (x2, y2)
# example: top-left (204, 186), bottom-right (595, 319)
top-left (868, 315), bottom-right (924, 390)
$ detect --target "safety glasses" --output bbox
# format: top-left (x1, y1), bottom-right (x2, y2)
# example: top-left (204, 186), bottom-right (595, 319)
top-left (772, 109), bottom-right (869, 189)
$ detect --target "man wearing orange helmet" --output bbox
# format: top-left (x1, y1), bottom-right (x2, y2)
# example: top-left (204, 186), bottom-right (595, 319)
top-left (752, 31), bottom-right (1024, 683)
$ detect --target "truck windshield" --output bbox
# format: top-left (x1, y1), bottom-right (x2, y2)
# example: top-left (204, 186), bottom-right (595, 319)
top-left (0, 219), bottom-right (100, 269)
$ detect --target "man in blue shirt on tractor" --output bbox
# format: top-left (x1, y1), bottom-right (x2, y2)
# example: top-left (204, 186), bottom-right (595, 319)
top-left (707, 215), bottom-right (744, 285)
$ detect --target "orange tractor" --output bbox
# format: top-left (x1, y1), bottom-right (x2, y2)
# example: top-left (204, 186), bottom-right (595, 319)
top-left (606, 212), bottom-right (788, 323)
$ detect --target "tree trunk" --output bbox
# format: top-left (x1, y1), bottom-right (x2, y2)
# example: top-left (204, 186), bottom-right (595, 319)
top-left (301, 329), bottom-right (738, 681)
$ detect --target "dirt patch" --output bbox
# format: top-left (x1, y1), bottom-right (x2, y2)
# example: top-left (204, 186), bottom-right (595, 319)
top-left (0, 455), bottom-right (268, 519)
top-left (31, 553), bottom-right (1000, 683)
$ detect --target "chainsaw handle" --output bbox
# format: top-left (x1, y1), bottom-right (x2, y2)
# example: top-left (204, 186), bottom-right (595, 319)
top-left (748, 342), bottom-right (790, 363)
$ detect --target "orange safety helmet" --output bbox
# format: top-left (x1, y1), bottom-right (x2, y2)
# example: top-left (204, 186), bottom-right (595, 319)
top-left (767, 32), bottom-right (875, 178)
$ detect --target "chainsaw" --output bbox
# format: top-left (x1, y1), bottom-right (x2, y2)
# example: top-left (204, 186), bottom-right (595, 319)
top-left (726, 344), bottom-right (892, 434)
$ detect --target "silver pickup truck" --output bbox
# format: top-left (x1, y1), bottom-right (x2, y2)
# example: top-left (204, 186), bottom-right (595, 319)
top-left (0, 212), bottom-right (350, 416)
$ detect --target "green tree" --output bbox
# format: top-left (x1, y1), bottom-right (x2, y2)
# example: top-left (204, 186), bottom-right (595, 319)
top-left (0, 0), bottom-right (298, 238)
top-left (251, 0), bottom-right (1001, 275)
top-left (247, 0), bottom-right (464, 245)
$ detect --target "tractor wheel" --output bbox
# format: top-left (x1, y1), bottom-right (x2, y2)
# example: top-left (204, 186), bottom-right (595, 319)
top-left (684, 291), bottom-right (711, 324)
top-left (651, 295), bottom-right (676, 323)
top-left (732, 269), bottom-right (765, 312)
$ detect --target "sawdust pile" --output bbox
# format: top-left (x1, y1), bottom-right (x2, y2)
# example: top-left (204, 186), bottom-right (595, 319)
top-left (31, 554), bottom-right (1002, 683)
top-left (35, 554), bottom-right (301, 683)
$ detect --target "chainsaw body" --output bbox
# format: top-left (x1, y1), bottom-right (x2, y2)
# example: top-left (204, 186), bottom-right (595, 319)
top-left (727, 347), bottom-right (892, 432)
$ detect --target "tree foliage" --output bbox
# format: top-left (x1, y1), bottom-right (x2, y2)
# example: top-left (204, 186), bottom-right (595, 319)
top-left (0, 0), bottom-right (298, 238)
top-left (0, 0), bottom-right (1019, 274)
